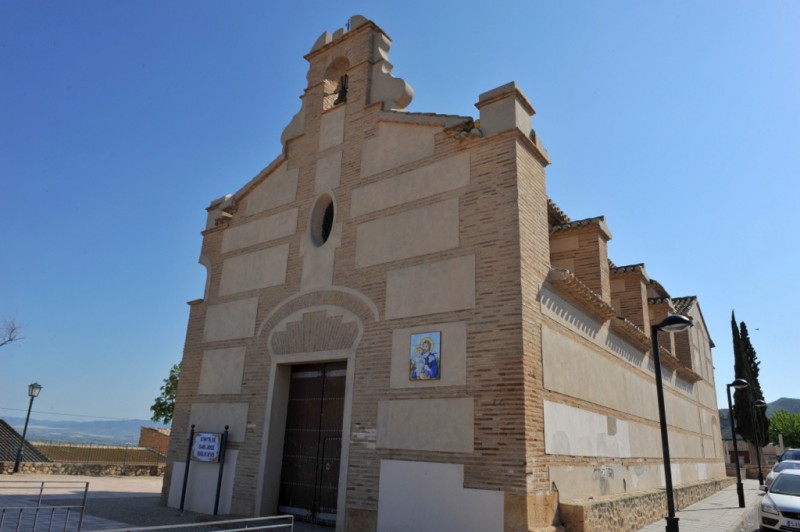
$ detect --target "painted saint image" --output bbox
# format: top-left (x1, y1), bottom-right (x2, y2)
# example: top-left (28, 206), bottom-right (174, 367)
top-left (409, 332), bottom-right (441, 380)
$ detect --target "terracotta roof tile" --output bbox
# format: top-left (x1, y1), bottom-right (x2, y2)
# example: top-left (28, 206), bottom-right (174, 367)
top-left (549, 215), bottom-right (606, 234)
top-left (547, 198), bottom-right (571, 226)
top-left (610, 263), bottom-right (645, 275)
top-left (672, 296), bottom-right (697, 315)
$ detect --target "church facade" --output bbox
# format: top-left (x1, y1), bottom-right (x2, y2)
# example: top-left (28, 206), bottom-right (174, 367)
top-left (163, 16), bottom-right (726, 531)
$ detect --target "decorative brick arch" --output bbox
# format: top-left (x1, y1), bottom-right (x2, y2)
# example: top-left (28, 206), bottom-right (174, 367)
top-left (256, 287), bottom-right (379, 340)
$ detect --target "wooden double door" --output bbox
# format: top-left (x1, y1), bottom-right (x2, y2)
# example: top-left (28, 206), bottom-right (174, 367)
top-left (278, 362), bottom-right (346, 526)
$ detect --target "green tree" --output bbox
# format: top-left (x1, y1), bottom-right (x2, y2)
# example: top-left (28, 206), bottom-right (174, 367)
top-left (731, 311), bottom-right (769, 444)
top-left (150, 363), bottom-right (180, 424)
top-left (769, 409), bottom-right (800, 448)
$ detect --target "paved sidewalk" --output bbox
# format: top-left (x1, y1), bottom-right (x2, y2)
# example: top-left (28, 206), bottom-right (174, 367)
top-left (638, 479), bottom-right (762, 532)
top-left (0, 474), bottom-right (327, 531)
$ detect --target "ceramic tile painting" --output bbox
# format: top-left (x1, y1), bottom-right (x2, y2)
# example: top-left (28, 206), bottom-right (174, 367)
top-left (409, 331), bottom-right (441, 380)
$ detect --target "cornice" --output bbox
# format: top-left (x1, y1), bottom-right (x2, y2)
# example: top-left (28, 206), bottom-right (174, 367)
top-left (547, 268), bottom-right (616, 322)
top-left (610, 317), bottom-right (651, 352)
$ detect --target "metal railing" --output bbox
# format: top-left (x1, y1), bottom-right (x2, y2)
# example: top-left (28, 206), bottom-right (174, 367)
top-left (0, 480), bottom-right (88, 531)
top-left (97, 515), bottom-right (294, 531)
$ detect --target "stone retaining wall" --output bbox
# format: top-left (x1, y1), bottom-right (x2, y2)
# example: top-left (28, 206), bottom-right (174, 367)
top-left (559, 477), bottom-right (735, 531)
top-left (0, 461), bottom-right (165, 476)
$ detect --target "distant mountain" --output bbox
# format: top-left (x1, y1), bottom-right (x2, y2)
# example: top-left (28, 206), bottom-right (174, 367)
top-left (719, 397), bottom-right (799, 440)
top-left (0, 417), bottom-right (169, 445)
top-left (768, 398), bottom-right (800, 415)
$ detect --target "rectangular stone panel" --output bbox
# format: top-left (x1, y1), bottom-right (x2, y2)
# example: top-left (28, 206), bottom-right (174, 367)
top-left (543, 324), bottom-right (657, 421)
top-left (221, 209), bottom-right (297, 253)
top-left (360, 122), bottom-right (436, 177)
top-left (319, 105), bottom-right (345, 151)
top-left (385, 255), bottom-right (475, 320)
top-left (350, 152), bottom-right (470, 218)
top-left (199, 347), bottom-right (246, 395)
top-left (189, 402), bottom-right (248, 442)
top-left (544, 400), bottom-right (632, 458)
top-left (203, 298), bottom-right (258, 342)
top-left (314, 150), bottom-right (342, 194)
top-left (219, 244), bottom-right (290, 296)
top-left (245, 163), bottom-right (299, 216)
top-left (378, 460), bottom-right (502, 532)
top-left (377, 397), bottom-right (473, 452)
top-left (355, 198), bottom-right (459, 268)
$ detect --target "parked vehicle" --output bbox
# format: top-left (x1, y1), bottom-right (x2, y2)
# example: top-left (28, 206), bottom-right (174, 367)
top-left (763, 460), bottom-right (800, 491)
top-left (779, 449), bottom-right (800, 463)
top-left (760, 469), bottom-right (800, 531)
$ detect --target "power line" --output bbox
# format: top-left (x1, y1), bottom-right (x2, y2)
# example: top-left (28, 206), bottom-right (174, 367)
top-left (0, 406), bottom-right (137, 421)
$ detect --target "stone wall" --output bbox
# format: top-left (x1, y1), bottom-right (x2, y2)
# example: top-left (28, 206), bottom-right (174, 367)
top-left (0, 461), bottom-right (164, 476)
top-left (559, 477), bottom-right (734, 531)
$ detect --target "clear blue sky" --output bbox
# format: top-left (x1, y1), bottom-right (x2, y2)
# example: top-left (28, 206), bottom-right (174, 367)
top-left (1, 1), bottom-right (798, 422)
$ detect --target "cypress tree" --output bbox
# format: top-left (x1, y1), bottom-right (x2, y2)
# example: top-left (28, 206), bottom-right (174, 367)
top-left (740, 322), bottom-right (769, 444)
top-left (731, 311), bottom-right (769, 445)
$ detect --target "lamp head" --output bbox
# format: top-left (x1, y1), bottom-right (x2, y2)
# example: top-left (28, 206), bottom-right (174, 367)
top-left (654, 314), bottom-right (694, 333)
top-left (754, 400), bottom-right (768, 409)
top-left (28, 383), bottom-right (42, 398)
top-left (728, 378), bottom-right (749, 390)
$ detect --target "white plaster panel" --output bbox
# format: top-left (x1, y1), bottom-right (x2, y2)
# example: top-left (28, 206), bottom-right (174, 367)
top-left (627, 422), bottom-right (663, 458)
top-left (664, 390), bottom-right (700, 433)
top-left (219, 244), bottom-right (290, 296)
top-left (199, 347), bottom-right (246, 395)
top-left (319, 106), bottom-right (345, 151)
top-left (550, 235), bottom-right (579, 253)
top-left (540, 288), bottom-right (603, 342)
top-left (314, 150), bottom-right (342, 194)
top-left (550, 459), bottom-right (724, 501)
top-left (355, 198), bottom-right (460, 268)
top-left (544, 401), bottom-right (632, 458)
top-left (245, 164), bottom-right (299, 216)
top-left (549, 463), bottom-right (628, 500)
top-left (385, 255), bottom-right (475, 320)
top-left (189, 402), bottom-right (248, 443)
top-left (377, 460), bottom-right (503, 532)
top-left (221, 209), bottom-right (298, 253)
top-left (390, 321), bottom-right (467, 388)
top-left (350, 152), bottom-right (470, 218)
top-left (542, 326), bottom-right (657, 422)
top-left (377, 398), bottom-right (473, 452)
top-left (697, 381), bottom-right (717, 410)
top-left (360, 122), bottom-right (436, 177)
top-left (203, 298), bottom-right (258, 342)
top-left (167, 452), bottom-right (238, 513)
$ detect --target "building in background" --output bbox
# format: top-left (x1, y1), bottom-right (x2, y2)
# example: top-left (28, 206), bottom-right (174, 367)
top-left (164, 16), bottom-right (726, 531)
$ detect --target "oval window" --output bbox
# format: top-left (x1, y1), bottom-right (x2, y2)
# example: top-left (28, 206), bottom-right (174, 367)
top-left (310, 194), bottom-right (335, 246)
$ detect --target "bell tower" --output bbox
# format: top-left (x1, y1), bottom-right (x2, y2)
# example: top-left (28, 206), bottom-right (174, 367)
top-left (281, 15), bottom-right (414, 147)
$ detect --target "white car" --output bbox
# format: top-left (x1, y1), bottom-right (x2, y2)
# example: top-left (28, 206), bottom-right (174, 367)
top-left (760, 468), bottom-right (800, 531)
top-left (764, 460), bottom-right (800, 491)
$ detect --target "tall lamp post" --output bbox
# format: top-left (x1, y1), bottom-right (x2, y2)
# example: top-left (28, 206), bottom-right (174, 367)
top-left (13, 382), bottom-right (42, 474)
top-left (651, 314), bottom-right (694, 532)
top-left (753, 399), bottom-right (768, 486)
top-left (726, 379), bottom-right (749, 507)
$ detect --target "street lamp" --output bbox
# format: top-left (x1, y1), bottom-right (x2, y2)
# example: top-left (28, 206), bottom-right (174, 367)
top-left (726, 378), bottom-right (749, 507)
top-left (13, 382), bottom-right (42, 474)
top-left (651, 314), bottom-right (694, 532)
top-left (753, 399), bottom-right (768, 486)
